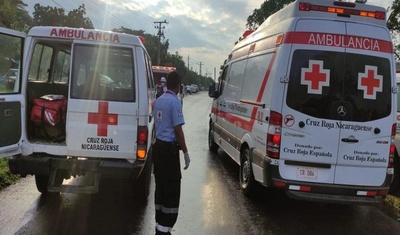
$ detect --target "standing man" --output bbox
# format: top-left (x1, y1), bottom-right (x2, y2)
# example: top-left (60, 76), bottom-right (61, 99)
top-left (156, 77), bottom-right (168, 98)
top-left (152, 71), bottom-right (190, 235)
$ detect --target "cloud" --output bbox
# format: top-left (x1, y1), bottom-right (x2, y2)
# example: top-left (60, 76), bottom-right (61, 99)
top-left (22, 0), bottom-right (394, 73)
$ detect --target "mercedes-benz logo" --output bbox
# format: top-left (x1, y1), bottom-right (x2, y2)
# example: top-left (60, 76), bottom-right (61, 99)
top-left (337, 106), bottom-right (347, 117)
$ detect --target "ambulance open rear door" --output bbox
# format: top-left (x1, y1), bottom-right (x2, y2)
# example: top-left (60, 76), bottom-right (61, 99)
top-left (0, 28), bottom-right (25, 158)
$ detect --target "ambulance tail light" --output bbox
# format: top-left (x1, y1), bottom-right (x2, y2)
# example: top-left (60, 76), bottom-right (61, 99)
top-left (137, 126), bottom-right (148, 159)
top-left (299, 2), bottom-right (311, 11)
top-left (388, 123), bottom-right (396, 168)
top-left (298, 2), bottom-right (386, 20)
top-left (267, 111), bottom-right (282, 159)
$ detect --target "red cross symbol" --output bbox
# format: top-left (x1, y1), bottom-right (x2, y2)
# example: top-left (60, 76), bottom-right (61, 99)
top-left (358, 65), bottom-right (382, 100)
top-left (301, 60), bottom-right (330, 95)
top-left (88, 101), bottom-right (118, 136)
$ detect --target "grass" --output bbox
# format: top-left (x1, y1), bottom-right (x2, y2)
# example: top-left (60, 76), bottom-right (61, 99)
top-left (0, 157), bottom-right (20, 190)
top-left (385, 194), bottom-right (400, 212)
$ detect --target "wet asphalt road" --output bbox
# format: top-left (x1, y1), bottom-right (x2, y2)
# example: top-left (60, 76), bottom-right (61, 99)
top-left (1, 92), bottom-right (400, 235)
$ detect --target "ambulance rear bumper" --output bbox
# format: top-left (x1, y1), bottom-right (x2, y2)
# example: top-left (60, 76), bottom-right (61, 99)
top-left (9, 154), bottom-right (147, 180)
top-left (268, 163), bottom-right (392, 205)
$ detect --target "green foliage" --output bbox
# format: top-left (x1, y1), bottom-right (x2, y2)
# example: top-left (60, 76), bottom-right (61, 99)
top-left (0, 0), bottom-right (31, 31)
top-left (32, 4), bottom-right (93, 28)
top-left (388, 0), bottom-right (400, 59)
top-left (0, 158), bottom-right (20, 190)
top-left (246, 0), bottom-right (295, 30)
top-left (112, 26), bottom-right (169, 65)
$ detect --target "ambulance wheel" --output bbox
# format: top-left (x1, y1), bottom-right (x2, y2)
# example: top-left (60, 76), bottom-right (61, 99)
top-left (240, 148), bottom-right (256, 196)
top-left (208, 124), bottom-right (219, 153)
top-left (389, 153), bottom-right (400, 194)
top-left (35, 175), bottom-right (49, 193)
top-left (35, 172), bottom-right (64, 194)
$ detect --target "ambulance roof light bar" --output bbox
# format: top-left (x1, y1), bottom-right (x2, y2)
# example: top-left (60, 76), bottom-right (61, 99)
top-left (299, 2), bottom-right (386, 20)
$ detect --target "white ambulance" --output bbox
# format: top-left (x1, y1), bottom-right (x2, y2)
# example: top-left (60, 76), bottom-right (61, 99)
top-left (0, 26), bottom-right (156, 198)
top-left (208, 0), bottom-right (396, 204)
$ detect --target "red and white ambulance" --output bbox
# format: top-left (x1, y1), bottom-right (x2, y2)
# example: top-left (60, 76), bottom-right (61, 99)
top-left (0, 26), bottom-right (156, 197)
top-left (208, 0), bottom-right (397, 204)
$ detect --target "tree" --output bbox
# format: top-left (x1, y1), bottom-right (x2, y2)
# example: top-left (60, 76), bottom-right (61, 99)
top-left (65, 5), bottom-right (94, 28)
top-left (32, 4), bottom-right (93, 28)
top-left (388, 0), bottom-right (400, 59)
top-left (246, 0), bottom-right (295, 30)
top-left (0, 0), bottom-right (31, 31)
top-left (112, 26), bottom-right (168, 65)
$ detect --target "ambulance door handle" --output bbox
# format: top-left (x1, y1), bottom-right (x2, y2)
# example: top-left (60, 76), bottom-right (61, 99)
top-left (341, 138), bottom-right (359, 143)
top-left (149, 114), bottom-right (153, 122)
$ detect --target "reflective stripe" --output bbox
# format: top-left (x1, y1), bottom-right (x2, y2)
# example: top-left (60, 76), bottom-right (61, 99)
top-left (155, 204), bottom-right (179, 214)
top-left (156, 223), bottom-right (172, 233)
top-left (155, 204), bottom-right (162, 210)
top-left (162, 206), bottom-right (179, 214)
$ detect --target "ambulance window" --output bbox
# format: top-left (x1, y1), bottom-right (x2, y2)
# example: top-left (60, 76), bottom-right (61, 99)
top-left (225, 60), bottom-right (246, 102)
top-left (217, 66), bottom-right (228, 96)
top-left (287, 50), bottom-right (391, 121)
top-left (0, 33), bottom-right (22, 94)
top-left (397, 74), bottom-right (400, 112)
top-left (54, 51), bottom-right (70, 84)
top-left (71, 45), bottom-right (135, 102)
top-left (241, 53), bottom-right (272, 101)
top-left (144, 52), bottom-right (154, 89)
top-left (28, 44), bottom-right (53, 82)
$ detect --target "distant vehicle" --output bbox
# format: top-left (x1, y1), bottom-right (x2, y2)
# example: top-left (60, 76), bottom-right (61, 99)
top-left (152, 65), bottom-right (176, 85)
top-left (186, 85), bottom-right (193, 94)
top-left (191, 84), bottom-right (198, 93)
top-left (152, 65), bottom-right (183, 103)
top-left (5, 68), bottom-right (18, 89)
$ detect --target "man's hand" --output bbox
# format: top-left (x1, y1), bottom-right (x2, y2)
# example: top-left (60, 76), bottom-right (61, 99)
top-left (183, 152), bottom-right (190, 170)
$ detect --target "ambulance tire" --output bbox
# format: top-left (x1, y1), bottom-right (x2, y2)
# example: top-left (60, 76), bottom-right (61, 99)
top-left (389, 153), bottom-right (400, 194)
top-left (240, 148), bottom-right (256, 196)
top-left (208, 124), bottom-right (219, 153)
top-left (35, 174), bottom-right (60, 195)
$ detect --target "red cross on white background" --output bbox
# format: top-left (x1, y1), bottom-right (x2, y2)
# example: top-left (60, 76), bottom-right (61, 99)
top-left (358, 65), bottom-right (382, 100)
top-left (88, 101), bottom-right (118, 136)
top-left (301, 60), bottom-right (330, 95)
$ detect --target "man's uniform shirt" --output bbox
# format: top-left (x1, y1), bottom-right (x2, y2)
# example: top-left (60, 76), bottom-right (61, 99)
top-left (153, 90), bottom-right (185, 142)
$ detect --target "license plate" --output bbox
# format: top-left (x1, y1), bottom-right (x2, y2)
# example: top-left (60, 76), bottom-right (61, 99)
top-left (297, 167), bottom-right (318, 179)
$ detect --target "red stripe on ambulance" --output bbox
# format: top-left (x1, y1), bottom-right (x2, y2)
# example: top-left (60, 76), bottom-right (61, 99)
top-left (215, 49), bottom-right (279, 132)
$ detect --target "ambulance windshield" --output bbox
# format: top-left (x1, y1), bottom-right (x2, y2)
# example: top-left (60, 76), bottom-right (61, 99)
top-left (71, 45), bottom-right (135, 102)
top-left (286, 50), bottom-right (391, 122)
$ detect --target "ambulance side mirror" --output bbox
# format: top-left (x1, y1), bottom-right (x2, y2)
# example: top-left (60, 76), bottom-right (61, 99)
top-left (208, 82), bottom-right (218, 98)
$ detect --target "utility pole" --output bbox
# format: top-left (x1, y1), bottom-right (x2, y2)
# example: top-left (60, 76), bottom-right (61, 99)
top-left (187, 55), bottom-right (190, 70)
top-left (154, 20), bottom-right (168, 65)
top-left (197, 62), bottom-right (203, 76)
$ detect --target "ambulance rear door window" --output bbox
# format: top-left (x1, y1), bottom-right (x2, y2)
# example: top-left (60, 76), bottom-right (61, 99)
top-left (286, 50), bottom-right (391, 122)
top-left (71, 45), bottom-right (135, 102)
top-left (287, 50), bottom-right (343, 120)
top-left (343, 53), bottom-right (391, 122)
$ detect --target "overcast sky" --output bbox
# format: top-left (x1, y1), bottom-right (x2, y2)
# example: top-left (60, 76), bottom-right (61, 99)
top-left (24, 0), bottom-right (393, 78)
